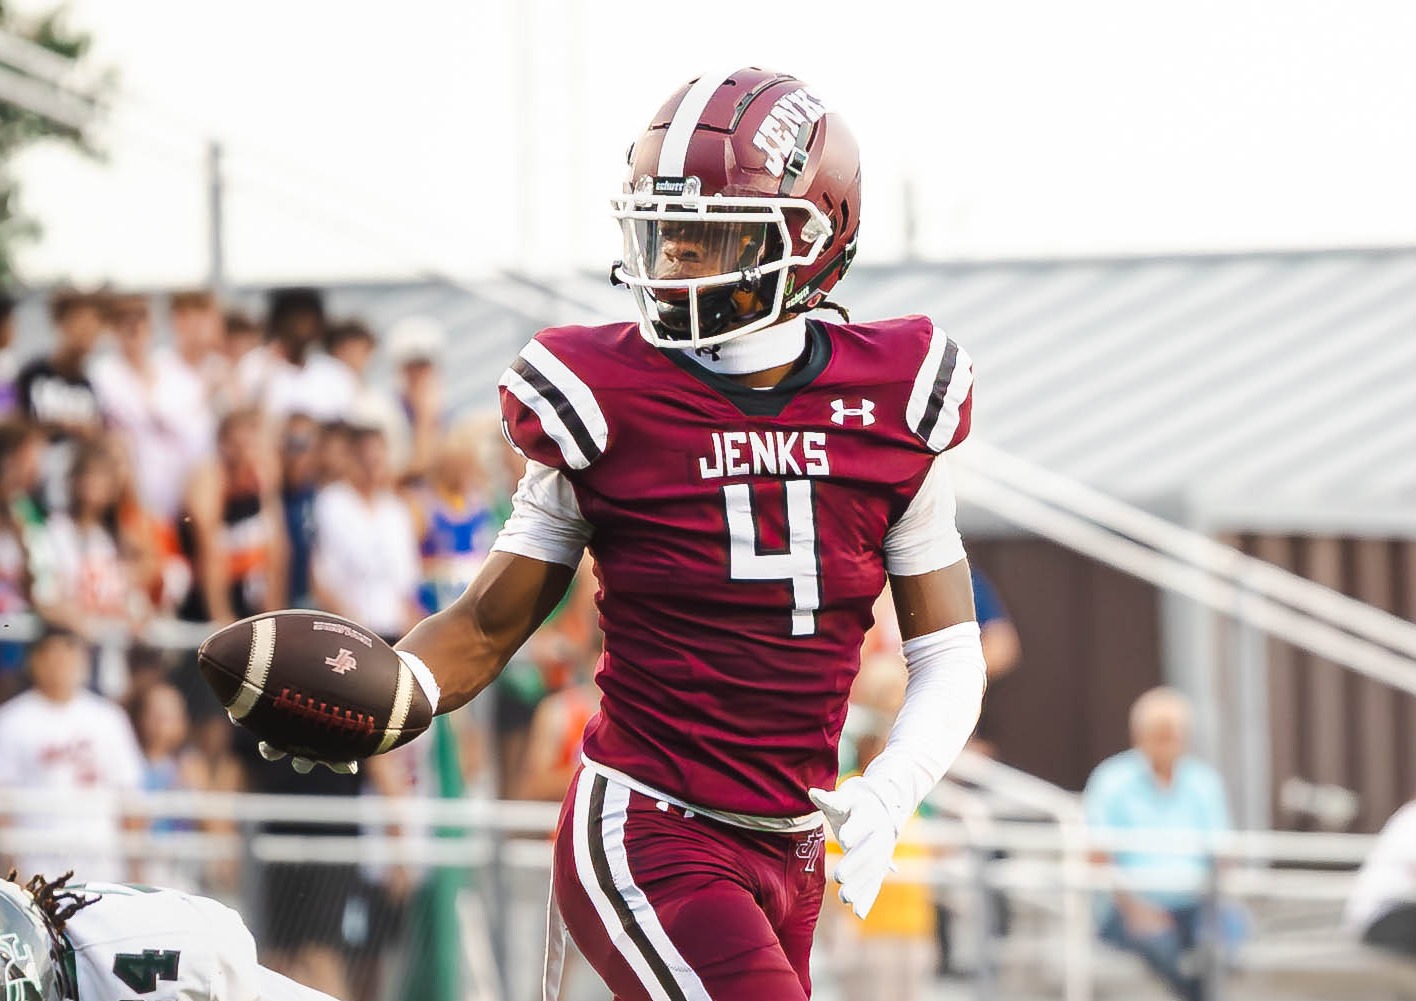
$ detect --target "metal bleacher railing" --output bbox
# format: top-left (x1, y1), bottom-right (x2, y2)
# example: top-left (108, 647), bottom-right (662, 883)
top-left (952, 438), bottom-right (1416, 848)
top-left (953, 440), bottom-right (1416, 695)
top-left (1, 785), bottom-right (1407, 1001)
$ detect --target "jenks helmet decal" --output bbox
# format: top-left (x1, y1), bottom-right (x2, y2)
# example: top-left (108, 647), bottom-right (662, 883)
top-left (611, 67), bottom-right (862, 351)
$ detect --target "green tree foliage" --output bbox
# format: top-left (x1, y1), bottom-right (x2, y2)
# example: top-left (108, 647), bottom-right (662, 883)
top-left (0, 3), bottom-right (106, 285)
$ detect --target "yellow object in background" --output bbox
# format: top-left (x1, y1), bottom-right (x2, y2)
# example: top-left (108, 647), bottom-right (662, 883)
top-left (824, 816), bottom-right (936, 939)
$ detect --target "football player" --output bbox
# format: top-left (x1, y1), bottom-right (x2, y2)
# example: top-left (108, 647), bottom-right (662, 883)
top-left (262, 67), bottom-right (986, 1000)
top-left (0, 871), bottom-right (339, 1001)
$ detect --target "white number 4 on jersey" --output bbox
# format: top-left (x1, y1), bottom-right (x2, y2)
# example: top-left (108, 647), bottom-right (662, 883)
top-left (723, 480), bottom-right (820, 636)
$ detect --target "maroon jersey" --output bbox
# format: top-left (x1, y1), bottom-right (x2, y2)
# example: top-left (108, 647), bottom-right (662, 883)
top-left (499, 317), bottom-right (973, 819)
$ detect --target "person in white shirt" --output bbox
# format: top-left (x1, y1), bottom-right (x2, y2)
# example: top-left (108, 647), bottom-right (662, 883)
top-left (164, 290), bottom-right (229, 407)
top-left (386, 316), bottom-right (447, 482)
top-left (90, 295), bottom-right (211, 521)
top-left (255, 289), bottom-right (356, 425)
top-left (311, 426), bottom-right (419, 640)
top-left (324, 320), bottom-right (408, 470)
top-left (222, 310), bottom-right (267, 411)
top-left (0, 629), bottom-right (144, 883)
top-left (1347, 799), bottom-right (1416, 958)
top-left (0, 871), bottom-right (339, 1001)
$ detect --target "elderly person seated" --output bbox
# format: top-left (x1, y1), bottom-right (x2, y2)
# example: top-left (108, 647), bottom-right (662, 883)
top-left (1084, 687), bottom-right (1246, 1001)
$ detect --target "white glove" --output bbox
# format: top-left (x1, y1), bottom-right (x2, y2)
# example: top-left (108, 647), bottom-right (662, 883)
top-left (255, 740), bottom-right (358, 775)
top-left (808, 776), bottom-right (900, 919)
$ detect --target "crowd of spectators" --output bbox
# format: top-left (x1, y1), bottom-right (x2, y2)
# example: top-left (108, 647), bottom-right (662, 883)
top-left (3, 284), bottom-right (1401, 998)
top-left (0, 284), bottom-right (603, 997)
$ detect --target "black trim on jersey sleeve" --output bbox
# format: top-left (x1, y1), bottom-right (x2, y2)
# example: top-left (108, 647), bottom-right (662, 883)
top-left (510, 356), bottom-right (603, 466)
top-left (905, 325), bottom-right (974, 453)
top-left (916, 337), bottom-right (960, 445)
top-left (497, 337), bottom-right (610, 471)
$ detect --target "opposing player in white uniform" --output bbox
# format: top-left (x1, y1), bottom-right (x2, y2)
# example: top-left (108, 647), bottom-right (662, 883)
top-left (0, 872), bottom-right (338, 1001)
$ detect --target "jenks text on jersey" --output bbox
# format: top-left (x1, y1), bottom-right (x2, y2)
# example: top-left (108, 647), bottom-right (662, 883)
top-left (697, 430), bottom-right (830, 480)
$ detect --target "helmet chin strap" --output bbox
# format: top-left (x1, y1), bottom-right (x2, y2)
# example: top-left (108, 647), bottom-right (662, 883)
top-left (681, 314), bottom-right (807, 377)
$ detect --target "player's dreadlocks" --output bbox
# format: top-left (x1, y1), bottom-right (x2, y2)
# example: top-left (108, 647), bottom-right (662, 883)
top-left (4, 869), bottom-right (95, 934)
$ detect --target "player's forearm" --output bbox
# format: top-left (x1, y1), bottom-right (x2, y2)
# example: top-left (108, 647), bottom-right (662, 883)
top-left (395, 604), bottom-right (503, 714)
top-left (396, 551), bottom-right (574, 714)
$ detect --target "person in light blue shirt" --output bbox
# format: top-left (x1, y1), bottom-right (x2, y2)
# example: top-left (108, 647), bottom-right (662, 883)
top-left (1084, 687), bottom-right (1247, 1001)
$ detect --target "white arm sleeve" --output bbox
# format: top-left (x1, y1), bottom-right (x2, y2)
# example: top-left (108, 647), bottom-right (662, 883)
top-left (489, 460), bottom-right (594, 568)
top-left (862, 621), bottom-right (987, 832)
top-left (883, 455), bottom-right (966, 577)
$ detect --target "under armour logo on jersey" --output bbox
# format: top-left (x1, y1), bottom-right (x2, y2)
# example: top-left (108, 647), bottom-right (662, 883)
top-left (830, 398), bottom-right (876, 426)
top-left (324, 649), bottom-right (358, 675)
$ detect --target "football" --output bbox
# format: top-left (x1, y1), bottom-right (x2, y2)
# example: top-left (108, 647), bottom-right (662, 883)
top-left (198, 609), bottom-right (434, 762)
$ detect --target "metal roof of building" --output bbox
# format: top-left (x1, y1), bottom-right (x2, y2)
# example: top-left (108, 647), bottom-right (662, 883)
top-left (13, 246), bottom-right (1416, 533)
top-left (553, 248), bottom-right (1416, 534)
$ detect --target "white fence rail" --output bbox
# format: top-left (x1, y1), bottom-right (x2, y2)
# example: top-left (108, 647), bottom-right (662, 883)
top-left (0, 789), bottom-right (1398, 1001)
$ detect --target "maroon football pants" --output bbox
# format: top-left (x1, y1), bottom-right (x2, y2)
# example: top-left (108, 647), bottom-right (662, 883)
top-left (546, 767), bottom-right (826, 1001)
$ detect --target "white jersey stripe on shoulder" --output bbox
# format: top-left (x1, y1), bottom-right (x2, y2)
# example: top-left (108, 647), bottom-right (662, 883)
top-left (907, 325), bottom-right (973, 452)
top-left (519, 340), bottom-right (609, 451)
top-left (926, 345), bottom-right (974, 451)
top-left (657, 68), bottom-right (739, 176)
top-left (906, 323), bottom-right (949, 437)
top-left (499, 368), bottom-right (592, 470)
top-left (569, 771), bottom-right (672, 1001)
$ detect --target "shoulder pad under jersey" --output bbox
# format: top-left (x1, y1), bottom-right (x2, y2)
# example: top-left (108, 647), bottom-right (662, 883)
top-left (497, 326), bottom-right (617, 473)
top-left (899, 315), bottom-right (974, 453)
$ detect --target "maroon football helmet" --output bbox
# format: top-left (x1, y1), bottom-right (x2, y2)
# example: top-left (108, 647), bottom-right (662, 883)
top-left (611, 67), bottom-right (862, 349)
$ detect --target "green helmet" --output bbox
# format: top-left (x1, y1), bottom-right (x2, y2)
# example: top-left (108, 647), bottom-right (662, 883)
top-left (0, 881), bottom-right (61, 1001)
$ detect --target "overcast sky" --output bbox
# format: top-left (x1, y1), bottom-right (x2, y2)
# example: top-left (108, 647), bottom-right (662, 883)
top-left (12, 0), bottom-right (1416, 286)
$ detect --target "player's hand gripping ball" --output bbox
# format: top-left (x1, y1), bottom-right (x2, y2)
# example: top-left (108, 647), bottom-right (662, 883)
top-left (198, 610), bottom-right (439, 774)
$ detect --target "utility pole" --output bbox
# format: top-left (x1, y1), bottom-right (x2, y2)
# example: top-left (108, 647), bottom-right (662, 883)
top-left (207, 141), bottom-right (226, 294)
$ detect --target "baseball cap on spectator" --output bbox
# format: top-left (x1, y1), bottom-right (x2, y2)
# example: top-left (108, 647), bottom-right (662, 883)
top-left (387, 316), bottom-right (445, 366)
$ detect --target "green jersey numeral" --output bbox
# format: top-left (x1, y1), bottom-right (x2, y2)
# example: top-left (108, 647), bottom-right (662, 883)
top-left (112, 950), bottom-right (180, 994)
